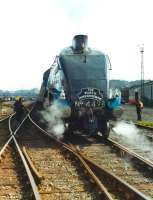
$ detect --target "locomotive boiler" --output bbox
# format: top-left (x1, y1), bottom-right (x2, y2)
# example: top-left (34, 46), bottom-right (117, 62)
top-left (38, 35), bottom-right (122, 139)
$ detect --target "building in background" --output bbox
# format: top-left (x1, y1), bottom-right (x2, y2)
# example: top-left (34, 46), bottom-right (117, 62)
top-left (121, 81), bottom-right (153, 106)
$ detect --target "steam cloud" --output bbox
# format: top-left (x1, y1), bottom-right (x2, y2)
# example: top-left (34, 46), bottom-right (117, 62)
top-left (109, 88), bottom-right (121, 98)
top-left (40, 100), bottom-right (65, 139)
top-left (112, 121), bottom-right (153, 160)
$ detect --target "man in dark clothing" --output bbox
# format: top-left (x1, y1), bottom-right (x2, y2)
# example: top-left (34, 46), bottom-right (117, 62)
top-left (135, 92), bottom-right (143, 121)
top-left (14, 97), bottom-right (25, 121)
top-left (135, 99), bottom-right (143, 121)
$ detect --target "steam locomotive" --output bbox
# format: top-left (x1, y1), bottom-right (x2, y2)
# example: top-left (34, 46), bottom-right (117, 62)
top-left (38, 35), bottom-right (122, 138)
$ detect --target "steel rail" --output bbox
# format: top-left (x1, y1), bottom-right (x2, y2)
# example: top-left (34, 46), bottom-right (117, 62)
top-left (0, 114), bottom-right (15, 157)
top-left (0, 110), bottom-right (41, 200)
top-left (11, 136), bottom-right (41, 200)
top-left (28, 114), bottom-right (114, 199)
top-left (0, 113), bottom-right (13, 122)
top-left (0, 113), bottom-right (28, 156)
top-left (108, 137), bottom-right (153, 169)
top-left (29, 115), bottom-right (150, 200)
top-left (71, 144), bottom-right (150, 200)
top-left (22, 146), bottom-right (43, 181)
top-left (9, 112), bottom-right (41, 200)
top-left (0, 104), bottom-right (34, 156)
top-left (0, 101), bottom-right (32, 123)
top-left (62, 143), bottom-right (113, 200)
top-left (68, 145), bottom-right (113, 199)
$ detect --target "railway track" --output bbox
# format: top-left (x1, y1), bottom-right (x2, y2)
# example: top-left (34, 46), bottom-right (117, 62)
top-left (1, 107), bottom-right (153, 199)
top-left (0, 112), bottom-right (40, 199)
top-left (135, 121), bottom-right (153, 140)
top-left (73, 138), bottom-right (153, 199)
top-left (0, 143), bottom-right (34, 199)
top-left (0, 115), bottom-right (12, 150)
top-left (23, 114), bottom-right (151, 200)
top-left (111, 120), bottom-right (153, 163)
top-left (0, 115), bottom-right (11, 122)
top-left (17, 117), bottom-right (110, 200)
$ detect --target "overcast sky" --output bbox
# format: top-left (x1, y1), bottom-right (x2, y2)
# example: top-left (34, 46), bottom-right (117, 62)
top-left (0, 0), bottom-right (152, 90)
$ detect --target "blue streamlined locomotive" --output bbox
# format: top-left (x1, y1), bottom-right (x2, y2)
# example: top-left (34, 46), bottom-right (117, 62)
top-left (38, 35), bottom-right (122, 138)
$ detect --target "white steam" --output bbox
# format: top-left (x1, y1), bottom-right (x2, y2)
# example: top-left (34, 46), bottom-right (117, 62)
top-left (40, 100), bottom-right (65, 139)
top-left (113, 121), bottom-right (139, 139)
top-left (109, 88), bottom-right (121, 98)
top-left (112, 121), bottom-right (153, 160)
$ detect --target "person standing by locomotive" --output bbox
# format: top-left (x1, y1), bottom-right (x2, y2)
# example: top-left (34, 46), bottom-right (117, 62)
top-left (14, 97), bottom-right (25, 122)
top-left (135, 92), bottom-right (143, 121)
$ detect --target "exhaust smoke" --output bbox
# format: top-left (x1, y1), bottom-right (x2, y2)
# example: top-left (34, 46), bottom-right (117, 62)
top-left (40, 101), bottom-right (65, 139)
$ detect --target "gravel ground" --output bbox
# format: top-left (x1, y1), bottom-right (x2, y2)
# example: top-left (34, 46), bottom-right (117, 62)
top-left (0, 101), bottom-right (32, 119)
top-left (120, 104), bottom-right (153, 122)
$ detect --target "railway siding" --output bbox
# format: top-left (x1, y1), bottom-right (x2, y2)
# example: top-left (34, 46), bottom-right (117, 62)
top-left (111, 123), bottom-right (153, 164)
top-left (80, 142), bottom-right (153, 199)
top-left (0, 111), bottom-right (41, 200)
top-left (1, 106), bottom-right (153, 199)
top-left (27, 114), bottom-right (151, 200)
top-left (0, 144), bottom-right (33, 199)
top-left (17, 120), bottom-right (103, 200)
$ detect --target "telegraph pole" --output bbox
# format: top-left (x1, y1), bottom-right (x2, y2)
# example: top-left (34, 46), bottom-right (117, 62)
top-left (140, 44), bottom-right (144, 101)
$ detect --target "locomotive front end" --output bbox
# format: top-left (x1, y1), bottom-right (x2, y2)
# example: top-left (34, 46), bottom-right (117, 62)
top-left (73, 88), bottom-right (107, 135)
top-left (59, 35), bottom-right (112, 138)
top-left (39, 35), bottom-right (122, 139)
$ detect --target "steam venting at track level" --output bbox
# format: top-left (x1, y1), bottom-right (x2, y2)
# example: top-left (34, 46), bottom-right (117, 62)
top-left (113, 121), bottom-right (153, 159)
top-left (40, 101), bottom-right (66, 139)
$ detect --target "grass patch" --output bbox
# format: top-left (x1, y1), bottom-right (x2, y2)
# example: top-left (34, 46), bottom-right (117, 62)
top-left (136, 121), bottom-right (153, 128)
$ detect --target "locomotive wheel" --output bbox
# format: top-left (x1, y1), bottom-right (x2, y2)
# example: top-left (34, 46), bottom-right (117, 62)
top-left (101, 121), bottom-right (110, 139)
top-left (64, 127), bottom-right (73, 139)
top-left (64, 131), bottom-right (71, 139)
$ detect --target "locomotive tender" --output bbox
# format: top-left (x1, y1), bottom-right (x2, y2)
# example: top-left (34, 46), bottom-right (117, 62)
top-left (38, 35), bottom-right (121, 138)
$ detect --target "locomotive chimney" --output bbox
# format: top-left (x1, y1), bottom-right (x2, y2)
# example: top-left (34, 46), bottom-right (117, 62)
top-left (72, 35), bottom-right (88, 53)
